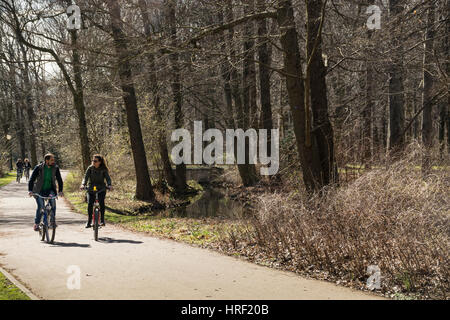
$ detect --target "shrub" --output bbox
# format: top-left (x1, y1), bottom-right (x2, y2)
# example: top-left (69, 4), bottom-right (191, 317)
top-left (239, 145), bottom-right (449, 299)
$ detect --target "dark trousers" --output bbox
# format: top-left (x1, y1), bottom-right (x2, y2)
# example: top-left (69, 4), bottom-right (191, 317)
top-left (87, 191), bottom-right (106, 223)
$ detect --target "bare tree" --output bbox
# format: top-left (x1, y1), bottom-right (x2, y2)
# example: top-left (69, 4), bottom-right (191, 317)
top-left (138, 0), bottom-right (176, 189)
top-left (165, 0), bottom-right (188, 193)
top-left (106, 0), bottom-right (156, 201)
top-left (388, 0), bottom-right (406, 154)
top-left (422, 0), bottom-right (436, 173)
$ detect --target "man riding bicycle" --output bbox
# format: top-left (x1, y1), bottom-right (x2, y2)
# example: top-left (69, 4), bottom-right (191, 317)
top-left (16, 158), bottom-right (24, 182)
top-left (28, 153), bottom-right (64, 232)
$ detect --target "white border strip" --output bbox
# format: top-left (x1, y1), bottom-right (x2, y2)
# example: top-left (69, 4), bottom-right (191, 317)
top-left (0, 266), bottom-right (40, 300)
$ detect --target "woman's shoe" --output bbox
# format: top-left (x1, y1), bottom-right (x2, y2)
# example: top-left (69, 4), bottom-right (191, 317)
top-left (85, 222), bottom-right (92, 228)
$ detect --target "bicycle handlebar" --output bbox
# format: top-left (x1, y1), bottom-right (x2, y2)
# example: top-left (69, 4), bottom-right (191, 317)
top-left (31, 193), bottom-right (58, 200)
top-left (81, 187), bottom-right (109, 193)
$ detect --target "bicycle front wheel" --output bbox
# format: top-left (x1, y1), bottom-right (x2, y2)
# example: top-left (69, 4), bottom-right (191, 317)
top-left (93, 208), bottom-right (99, 241)
top-left (47, 213), bottom-right (56, 244)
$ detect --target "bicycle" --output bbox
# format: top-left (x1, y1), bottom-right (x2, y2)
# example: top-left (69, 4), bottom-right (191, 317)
top-left (24, 168), bottom-right (30, 181)
top-left (16, 168), bottom-right (23, 183)
top-left (32, 193), bottom-right (58, 244)
top-left (83, 186), bottom-right (108, 241)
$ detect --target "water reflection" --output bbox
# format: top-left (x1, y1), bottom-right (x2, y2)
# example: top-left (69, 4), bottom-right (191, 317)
top-left (165, 188), bottom-right (248, 219)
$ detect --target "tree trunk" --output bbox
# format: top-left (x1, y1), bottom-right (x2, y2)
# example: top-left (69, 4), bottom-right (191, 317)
top-left (439, 102), bottom-right (447, 155)
top-left (15, 99), bottom-right (26, 160)
top-left (217, 8), bottom-right (235, 129)
top-left (9, 64), bottom-right (26, 160)
top-left (166, 0), bottom-right (188, 193)
top-left (422, 2), bottom-right (435, 173)
top-left (106, 0), bottom-right (156, 201)
top-left (441, 0), bottom-right (450, 155)
top-left (413, 88), bottom-right (419, 140)
top-left (388, 0), bottom-right (405, 154)
top-left (17, 42), bottom-right (37, 166)
top-left (69, 29), bottom-right (91, 172)
top-left (32, 66), bottom-right (44, 161)
top-left (138, 0), bottom-right (176, 188)
top-left (447, 0), bottom-right (450, 155)
top-left (276, 0), bottom-right (319, 193)
top-left (223, 0), bottom-right (259, 186)
top-left (240, 0), bottom-right (259, 186)
top-left (257, 0), bottom-right (274, 155)
top-left (306, 0), bottom-right (338, 185)
top-left (363, 0), bottom-right (375, 166)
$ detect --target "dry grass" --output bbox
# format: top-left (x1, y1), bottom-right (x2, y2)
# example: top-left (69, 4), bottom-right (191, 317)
top-left (220, 145), bottom-right (449, 299)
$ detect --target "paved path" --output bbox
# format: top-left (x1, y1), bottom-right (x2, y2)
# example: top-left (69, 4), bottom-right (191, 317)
top-left (0, 172), bottom-right (382, 300)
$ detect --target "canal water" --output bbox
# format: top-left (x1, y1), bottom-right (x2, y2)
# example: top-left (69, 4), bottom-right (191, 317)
top-left (163, 187), bottom-right (250, 219)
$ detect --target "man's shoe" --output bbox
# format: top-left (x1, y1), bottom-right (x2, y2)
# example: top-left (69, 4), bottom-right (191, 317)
top-left (33, 224), bottom-right (39, 231)
top-left (100, 222), bottom-right (105, 227)
top-left (85, 223), bottom-right (92, 228)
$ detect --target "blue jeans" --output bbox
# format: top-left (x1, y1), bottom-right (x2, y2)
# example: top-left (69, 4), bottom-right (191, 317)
top-left (34, 190), bottom-right (56, 224)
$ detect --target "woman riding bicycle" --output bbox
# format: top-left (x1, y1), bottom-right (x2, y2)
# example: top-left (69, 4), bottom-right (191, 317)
top-left (80, 154), bottom-right (112, 228)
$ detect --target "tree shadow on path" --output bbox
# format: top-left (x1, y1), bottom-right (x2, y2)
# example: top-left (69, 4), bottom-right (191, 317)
top-left (50, 242), bottom-right (91, 248)
top-left (98, 237), bottom-right (143, 244)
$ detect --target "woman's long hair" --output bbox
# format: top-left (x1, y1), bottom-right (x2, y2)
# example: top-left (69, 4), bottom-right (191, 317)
top-left (93, 154), bottom-right (109, 172)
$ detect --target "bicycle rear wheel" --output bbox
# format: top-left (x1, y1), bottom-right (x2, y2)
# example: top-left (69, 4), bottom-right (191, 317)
top-left (93, 208), bottom-right (99, 241)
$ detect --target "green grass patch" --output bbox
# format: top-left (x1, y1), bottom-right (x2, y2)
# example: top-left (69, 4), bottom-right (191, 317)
top-left (0, 272), bottom-right (30, 300)
top-left (125, 217), bottom-right (221, 244)
top-left (0, 172), bottom-right (16, 188)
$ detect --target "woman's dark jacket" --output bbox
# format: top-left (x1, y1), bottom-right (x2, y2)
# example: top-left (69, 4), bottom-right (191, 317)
top-left (82, 165), bottom-right (112, 192)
